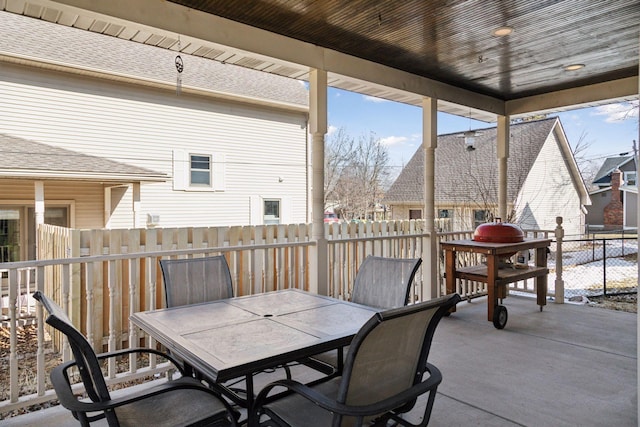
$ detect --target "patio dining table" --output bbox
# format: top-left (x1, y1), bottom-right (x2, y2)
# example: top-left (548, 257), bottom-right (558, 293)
top-left (130, 288), bottom-right (379, 414)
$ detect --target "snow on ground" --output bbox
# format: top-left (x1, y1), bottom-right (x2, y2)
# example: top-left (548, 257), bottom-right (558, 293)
top-left (546, 238), bottom-right (637, 296)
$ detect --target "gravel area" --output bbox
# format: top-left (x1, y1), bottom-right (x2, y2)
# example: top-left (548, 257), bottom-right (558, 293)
top-left (587, 293), bottom-right (637, 313)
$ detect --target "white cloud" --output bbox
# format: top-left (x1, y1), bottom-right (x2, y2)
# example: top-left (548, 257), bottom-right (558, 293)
top-left (327, 125), bottom-right (338, 136)
top-left (380, 135), bottom-right (408, 147)
top-left (362, 95), bottom-right (388, 103)
top-left (593, 101), bottom-right (639, 123)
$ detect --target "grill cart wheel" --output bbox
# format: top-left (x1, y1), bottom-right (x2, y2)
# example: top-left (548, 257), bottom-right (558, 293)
top-left (493, 305), bottom-right (508, 329)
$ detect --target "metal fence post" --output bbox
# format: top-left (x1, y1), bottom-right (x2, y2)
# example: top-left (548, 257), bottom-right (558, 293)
top-left (554, 217), bottom-right (564, 304)
top-left (602, 238), bottom-right (607, 296)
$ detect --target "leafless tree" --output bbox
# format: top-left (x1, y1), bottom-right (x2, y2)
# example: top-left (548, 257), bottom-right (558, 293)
top-left (324, 127), bottom-right (354, 203)
top-left (569, 130), bottom-right (599, 191)
top-left (325, 129), bottom-right (390, 220)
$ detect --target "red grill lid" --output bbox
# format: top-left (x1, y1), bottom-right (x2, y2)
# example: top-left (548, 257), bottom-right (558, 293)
top-left (473, 219), bottom-right (524, 243)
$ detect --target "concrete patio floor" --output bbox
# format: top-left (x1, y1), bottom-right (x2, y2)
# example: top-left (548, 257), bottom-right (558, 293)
top-left (4, 295), bottom-right (637, 426)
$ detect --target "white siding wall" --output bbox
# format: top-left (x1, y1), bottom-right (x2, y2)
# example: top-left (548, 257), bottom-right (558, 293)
top-left (515, 132), bottom-right (584, 236)
top-left (0, 63), bottom-right (308, 228)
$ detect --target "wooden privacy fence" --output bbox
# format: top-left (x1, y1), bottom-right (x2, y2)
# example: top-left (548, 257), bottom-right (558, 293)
top-left (36, 220), bottom-right (430, 353)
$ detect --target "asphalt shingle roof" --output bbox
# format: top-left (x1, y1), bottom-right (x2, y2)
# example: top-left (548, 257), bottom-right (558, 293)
top-left (384, 117), bottom-right (559, 204)
top-left (593, 156), bottom-right (633, 184)
top-left (0, 11), bottom-right (308, 108)
top-left (0, 134), bottom-right (166, 181)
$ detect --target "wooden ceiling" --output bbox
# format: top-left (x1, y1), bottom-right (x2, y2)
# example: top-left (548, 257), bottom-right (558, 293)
top-left (167, 0), bottom-right (639, 101)
top-left (3, 0), bottom-right (638, 121)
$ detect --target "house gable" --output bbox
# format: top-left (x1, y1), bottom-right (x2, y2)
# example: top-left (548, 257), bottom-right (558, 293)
top-left (385, 117), bottom-right (589, 234)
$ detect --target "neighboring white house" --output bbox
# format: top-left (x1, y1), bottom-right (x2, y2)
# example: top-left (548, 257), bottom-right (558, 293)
top-left (0, 12), bottom-right (309, 260)
top-left (384, 117), bottom-right (590, 236)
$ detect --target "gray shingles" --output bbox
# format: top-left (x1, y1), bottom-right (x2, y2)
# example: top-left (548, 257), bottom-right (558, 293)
top-left (384, 117), bottom-right (558, 204)
top-left (0, 133), bottom-right (165, 180)
top-left (0, 11), bottom-right (308, 108)
top-left (593, 156), bottom-right (632, 184)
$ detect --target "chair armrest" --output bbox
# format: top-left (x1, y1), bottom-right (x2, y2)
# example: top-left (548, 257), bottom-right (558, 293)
top-left (251, 363), bottom-right (442, 423)
top-left (51, 347), bottom-right (189, 413)
top-left (51, 364), bottom-right (222, 413)
top-left (94, 347), bottom-right (188, 375)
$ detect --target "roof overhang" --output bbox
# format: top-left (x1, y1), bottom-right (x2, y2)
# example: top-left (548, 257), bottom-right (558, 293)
top-left (0, 170), bottom-right (167, 183)
top-left (25, 0), bottom-right (637, 122)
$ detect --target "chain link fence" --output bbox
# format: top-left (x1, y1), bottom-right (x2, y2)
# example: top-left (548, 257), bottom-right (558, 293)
top-left (550, 236), bottom-right (638, 299)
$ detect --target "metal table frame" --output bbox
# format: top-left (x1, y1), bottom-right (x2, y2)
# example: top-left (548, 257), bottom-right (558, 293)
top-left (130, 289), bottom-right (378, 412)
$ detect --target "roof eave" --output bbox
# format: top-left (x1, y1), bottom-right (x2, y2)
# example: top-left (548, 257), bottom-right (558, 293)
top-left (0, 170), bottom-right (167, 183)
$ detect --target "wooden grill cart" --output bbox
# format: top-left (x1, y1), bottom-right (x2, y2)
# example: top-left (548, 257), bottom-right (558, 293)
top-left (441, 238), bottom-right (551, 329)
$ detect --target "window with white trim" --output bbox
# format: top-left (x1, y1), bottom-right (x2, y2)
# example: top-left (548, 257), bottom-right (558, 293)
top-left (190, 154), bottom-right (211, 186)
top-left (473, 210), bottom-right (489, 228)
top-left (623, 171), bottom-right (636, 186)
top-left (438, 209), bottom-right (453, 219)
top-left (263, 199), bottom-right (280, 225)
top-left (172, 149), bottom-right (226, 191)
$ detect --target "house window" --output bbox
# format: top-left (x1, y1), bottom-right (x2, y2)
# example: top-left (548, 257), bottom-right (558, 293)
top-left (264, 199), bottom-right (280, 225)
top-left (172, 149), bottom-right (226, 192)
top-left (190, 154), bottom-right (211, 186)
top-left (623, 171), bottom-right (636, 186)
top-left (473, 210), bottom-right (489, 228)
top-left (438, 209), bottom-right (453, 219)
top-left (409, 209), bottom-right (422, 219)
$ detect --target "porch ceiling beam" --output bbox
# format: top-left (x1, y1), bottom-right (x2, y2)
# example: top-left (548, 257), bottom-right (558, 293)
top-left (506, 76), bottom-right (639, 117)
top-left (46, 0), bottom-right (505, 116)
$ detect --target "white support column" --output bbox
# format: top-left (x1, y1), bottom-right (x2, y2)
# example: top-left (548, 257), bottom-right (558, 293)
top-left (422, 97), bottom-right (438, 299)
top-left (104, 187), bottom-right (112, 228)
top-left (132, 183), bottom-right (141, 228)
top-left (497, 115), bottom-right (510, 221)
top-left (34, 182), bottom-right (44, 259)
top-left (309, 69), bottom-right (328, 295)
top-left (636, 35), bottom-right (639, 426)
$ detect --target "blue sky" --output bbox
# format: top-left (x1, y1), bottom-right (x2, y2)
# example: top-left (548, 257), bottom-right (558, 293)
top-left (326, 87), bottom-right (639, 177)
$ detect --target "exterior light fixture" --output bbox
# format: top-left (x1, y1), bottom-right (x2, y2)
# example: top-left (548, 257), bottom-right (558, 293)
top-left (463, 131), bottom-right (476, 151)
top-left (492, 26), bottom-right (513, 37)
top-left (564, 64), bottom-right (585, 71)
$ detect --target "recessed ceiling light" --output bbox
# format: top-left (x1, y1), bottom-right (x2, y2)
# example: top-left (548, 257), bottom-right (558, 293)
top-left (564, 64), bottom-right (585, 71)
top-left (492, 26), bottom-right (513, 37)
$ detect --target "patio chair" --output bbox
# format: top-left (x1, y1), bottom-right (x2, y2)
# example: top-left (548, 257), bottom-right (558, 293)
top-left (308, 256), bottom-right (422, 373)
top-left (32, 291), bottom-right (237, 427)
top-left (160, 255), bottom-right (291, 397)
top-left (351, 256), bottom-right (422, 309)
top-left (250, 292), bottom-right (461, 427)
top-left (160, 255), bottom-right (233, 308)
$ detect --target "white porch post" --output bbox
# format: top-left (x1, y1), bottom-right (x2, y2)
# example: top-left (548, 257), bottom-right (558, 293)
top-left (132, 183), bottom-right (141, 228)
top-left (104, 187), bottom-right (112, 228)
top-left (34, 181), bottom-right (44, 259)
top-left (636, 35), bottom-right (639, 425)
top-left (497, 115), bottom-right (510, 220)
top-left (309, 69), bottom-right (328, 295)
top-left (422, 97), bottom-right (438, 299)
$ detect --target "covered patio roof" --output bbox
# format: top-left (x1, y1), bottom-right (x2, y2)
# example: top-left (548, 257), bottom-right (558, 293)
top-left (5, 0), bottom-right (638, 121)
